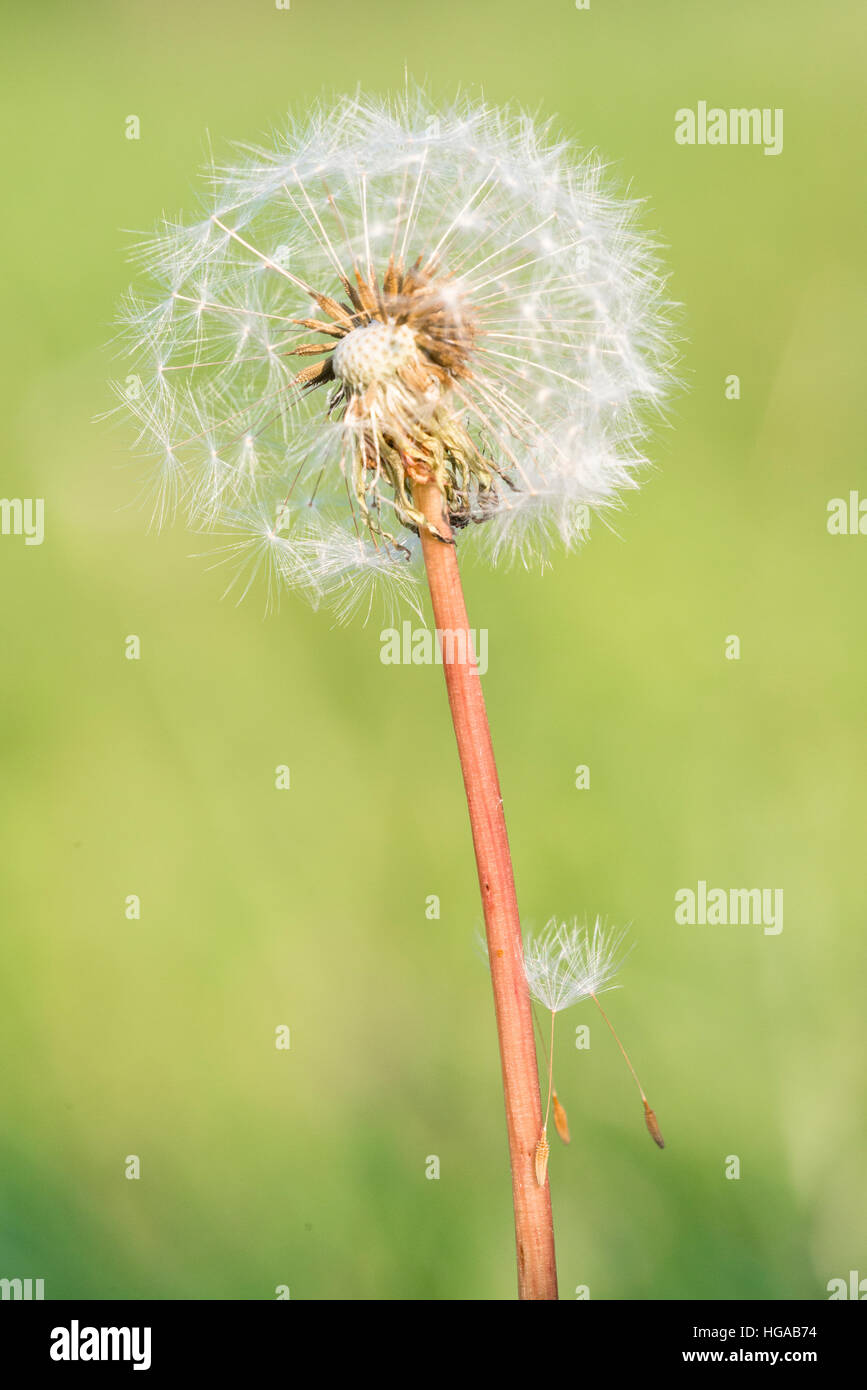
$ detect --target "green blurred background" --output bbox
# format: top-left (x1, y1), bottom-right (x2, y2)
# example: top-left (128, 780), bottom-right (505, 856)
top-left (1, 0), bottom-right (864, 1300)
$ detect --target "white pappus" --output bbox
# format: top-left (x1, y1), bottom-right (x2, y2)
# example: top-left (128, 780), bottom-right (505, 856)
top-left (112, 86), bottom-right (676, 620)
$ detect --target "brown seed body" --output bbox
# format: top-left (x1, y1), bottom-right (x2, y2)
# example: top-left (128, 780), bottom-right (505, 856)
top-left (534, 1132), bottom-right (551, 1187)
top-left (552, 1093), bottom-right (571, 1145)
top-left (643, 1099), bottom-right (665, 1149)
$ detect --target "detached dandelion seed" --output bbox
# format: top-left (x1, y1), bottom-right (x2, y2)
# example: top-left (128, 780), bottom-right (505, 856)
top-left (524, 917), bottom-right (629, 1182)
top-left (591, 985), bottom-right (666, 1150)
top-left (111, 85), bottom-right (676, 1301)
top-left (523, 918), bottom-right (665, 1153)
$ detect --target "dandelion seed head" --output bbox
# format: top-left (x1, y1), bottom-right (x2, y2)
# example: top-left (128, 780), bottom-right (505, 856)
top-left (113, 87), bottom-right (676, 616)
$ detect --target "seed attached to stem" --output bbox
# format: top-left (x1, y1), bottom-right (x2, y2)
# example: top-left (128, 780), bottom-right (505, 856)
top-left (535, 1131), bottom-right (551, 1187)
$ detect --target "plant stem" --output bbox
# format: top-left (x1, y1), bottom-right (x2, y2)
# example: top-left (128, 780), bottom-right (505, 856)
top-left (413, 478), bottom-right (558, 1301)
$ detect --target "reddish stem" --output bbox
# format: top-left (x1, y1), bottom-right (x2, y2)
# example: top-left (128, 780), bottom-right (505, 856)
top-left (414, 479), bottom-right (558, 1301)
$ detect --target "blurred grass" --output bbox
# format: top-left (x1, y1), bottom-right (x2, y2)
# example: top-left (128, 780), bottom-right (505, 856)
top-left (0, 0), bottom-right (864, 1299)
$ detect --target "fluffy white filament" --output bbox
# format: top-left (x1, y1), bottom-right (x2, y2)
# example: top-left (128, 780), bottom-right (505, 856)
top-left (522, 917), bottom-right (630, 1013)
top-left (114, 87), bottom-right (675, 618)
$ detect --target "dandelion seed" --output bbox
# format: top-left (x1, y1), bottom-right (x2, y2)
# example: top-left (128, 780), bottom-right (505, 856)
top-left (552, 1092), bottom-right (571, 1146)
top-left (643, 1099), bottom-right (665, 1150)
top-left (523, 918), bottom-right (664, 1152)
top-left (523, 917), bottom-right (630, 1014)
top-left (535, 1132), bottom-right (551, 1187)
top-left (591, 989), bottom-right (666, 1151)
